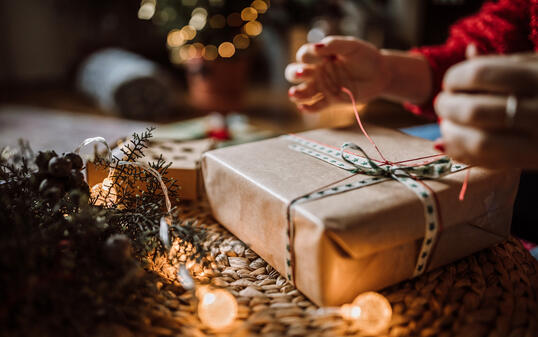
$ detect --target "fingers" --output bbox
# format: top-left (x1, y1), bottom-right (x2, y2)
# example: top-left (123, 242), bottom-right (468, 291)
top-left (318, 62), bottom-right (342, 98)
top-left (298, 98), bottom-right (329, 113)
top-left (288, 82), bottom-right (319, 103)
top-left (285, 63), bottom-right (316, 84)
top-left (296, 43), bottom-right (322, 64)
top-left (440, 120), bottom-right (538, 168)
top-left (443, 55), bottom-right (538, 95)
top-left (435, 92), bottom-right (538, 130)
top-left (465, 43), bottom-right (478, 59)
top-left (313, 36), bottom-right (365, 57)
top-left (296, 35), bottom-right (370, 64)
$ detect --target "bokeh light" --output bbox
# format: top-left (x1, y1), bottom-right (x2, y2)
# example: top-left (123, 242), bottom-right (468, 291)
top-left (181, 0), bottom-right (197, 6)
top-left (244, 21), bottom-right (263, 36)
top-left (218, 42), bottom-right (235, 58)
top-left (189, 16), bottom-right (206, 30)
top-left (209, 14), bottom-right (226, 28)
top-left (251, 0), bottom-right (268, 13)
top-left (226, 13), bottom-right (242, 27)
top-left (180, 25), bottom-right (197, 40)
top-left (209, 0), bottom-right (224, 6)
top-left (138, 1), bottom-right (156, 20)
top-left (233, 34), bottom-right (250, 49)
top-left (189, 7), bottom-right (207, 30)
top-left (170, 47), bottom-right (183, 64)
top-left (192, 7), bottom-right (208, 17)
top-left (197, 288), bottom-right (238, 330)
top-left (179, 45), bottom-right (191, 61)
top-left (202, 45), bottom-right (218, 61)
top-left (189, 43), bottom-right (204, 58)
top-left (167, 29), bottom-right (185, 48)
top-left (241, 7), bottom-right (258, 21)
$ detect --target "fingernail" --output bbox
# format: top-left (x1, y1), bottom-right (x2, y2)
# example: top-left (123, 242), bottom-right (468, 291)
top-left (433, 142), bottom-right (445, 153)
top-left (288, 87), bottom-right (296, 97)
top-left (296, 69), bottom-right (304, 78)
top-left (314, 43), bottom-right (325, 49)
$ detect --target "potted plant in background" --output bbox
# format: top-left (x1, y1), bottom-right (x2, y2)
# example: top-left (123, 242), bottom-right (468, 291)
top-left (139, 0), bottom-right (269, 112)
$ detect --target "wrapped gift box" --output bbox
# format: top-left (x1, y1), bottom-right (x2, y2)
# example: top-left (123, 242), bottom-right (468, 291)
top-left (87, 138), bottom-right (214, 200)
top-left (202, 126), bottom-right (520, 306)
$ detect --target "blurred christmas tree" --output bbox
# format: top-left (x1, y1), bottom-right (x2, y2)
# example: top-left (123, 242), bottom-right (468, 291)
top-left (138, 0), bottom-right (270, 63)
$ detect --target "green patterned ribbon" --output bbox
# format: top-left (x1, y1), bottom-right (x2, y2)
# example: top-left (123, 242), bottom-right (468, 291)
top-left (283, 134), bottom-right (466, 284)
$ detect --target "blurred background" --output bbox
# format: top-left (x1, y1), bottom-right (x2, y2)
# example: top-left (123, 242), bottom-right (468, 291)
top-left (0, 0), bottom-right (486, 150)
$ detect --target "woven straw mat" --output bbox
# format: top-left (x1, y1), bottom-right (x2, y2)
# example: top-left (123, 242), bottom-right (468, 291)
top-left (105, 202), bottom-right (538, 337)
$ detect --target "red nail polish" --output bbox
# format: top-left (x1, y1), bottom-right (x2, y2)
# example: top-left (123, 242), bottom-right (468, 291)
top-left (296, 69), bottom-right (304, 78)
top-left (314, 43), bottom-right (325, 49)
top-left (288, 88), bottom-right (296, 97)
top-left (433, 142), bottom-right (445, 153)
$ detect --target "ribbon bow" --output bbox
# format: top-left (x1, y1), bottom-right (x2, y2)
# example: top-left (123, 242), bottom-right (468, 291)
top-left (339, 142), bottom-right (453, 179)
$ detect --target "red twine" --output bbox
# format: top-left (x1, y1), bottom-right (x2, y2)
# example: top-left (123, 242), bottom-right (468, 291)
top-left (340, 86), bottom-right (469, 202)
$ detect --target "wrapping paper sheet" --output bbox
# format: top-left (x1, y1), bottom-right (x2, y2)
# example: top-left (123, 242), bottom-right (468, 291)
top-left (202, 126), bottom-right (520, 305)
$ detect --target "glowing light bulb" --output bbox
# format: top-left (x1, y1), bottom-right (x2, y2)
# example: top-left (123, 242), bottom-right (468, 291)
top-left (91, 177), bottom-right (117, 207)
top-left (197, 287), bottom-right (238, 330)
top-left (341, 292), bottom-right (392, 335)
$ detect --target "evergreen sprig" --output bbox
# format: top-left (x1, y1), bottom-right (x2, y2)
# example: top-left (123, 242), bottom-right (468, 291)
top-left (0, 129), bottom-right (207, 336)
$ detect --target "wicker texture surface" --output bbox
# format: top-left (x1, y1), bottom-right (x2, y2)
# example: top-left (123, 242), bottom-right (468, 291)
top-left (109, 203), bottom-right (538, 337)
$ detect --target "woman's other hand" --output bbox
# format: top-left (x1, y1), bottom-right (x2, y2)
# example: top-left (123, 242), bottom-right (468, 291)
top-left (436, 53), bottom-right (538, 168)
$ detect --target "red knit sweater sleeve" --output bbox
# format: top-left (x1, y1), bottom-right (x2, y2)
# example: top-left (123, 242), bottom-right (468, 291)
top-left (404, 0), bottom-right (532, 118)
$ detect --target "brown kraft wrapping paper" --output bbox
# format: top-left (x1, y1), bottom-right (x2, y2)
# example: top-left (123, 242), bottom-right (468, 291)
top-left (201, 126), bottom-right (520, 306)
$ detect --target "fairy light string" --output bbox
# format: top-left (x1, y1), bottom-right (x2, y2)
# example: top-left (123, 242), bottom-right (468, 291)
top-left (150, 0), bottom-right (271, 63)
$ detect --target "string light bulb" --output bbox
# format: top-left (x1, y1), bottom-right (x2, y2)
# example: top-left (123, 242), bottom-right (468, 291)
top-left (340, 292), bottom-right (392, 335)
top-left (196, 286), bottom-right (238, 330)
top-left (91, 177), bottom-right (117, 207)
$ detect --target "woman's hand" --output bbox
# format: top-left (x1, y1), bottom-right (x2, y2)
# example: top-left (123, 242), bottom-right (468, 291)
top-left (285, 36), bottom-right (434, 112)
top-left (285, 36), bottom-right (392, 112)
top-left (435, 53), bottom-right (538, 169)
